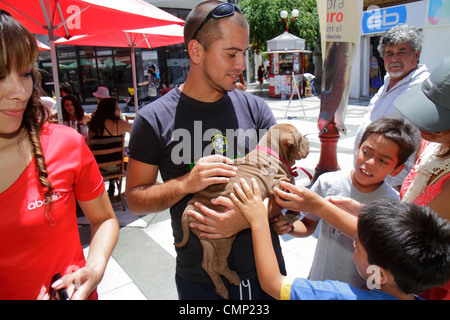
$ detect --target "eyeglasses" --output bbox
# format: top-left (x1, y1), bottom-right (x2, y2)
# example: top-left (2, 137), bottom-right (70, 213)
top-left (191, 3), bottom-right (241, 41)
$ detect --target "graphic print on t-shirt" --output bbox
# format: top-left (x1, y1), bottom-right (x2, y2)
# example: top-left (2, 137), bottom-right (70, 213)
top-left (211, 131), bottom-right (228, 154)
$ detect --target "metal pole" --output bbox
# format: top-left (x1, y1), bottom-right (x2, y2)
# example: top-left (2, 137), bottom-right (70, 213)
top-left (131, 46), bottom-right (139, 111)
top-left (42, 0), bottom-right (62, 123)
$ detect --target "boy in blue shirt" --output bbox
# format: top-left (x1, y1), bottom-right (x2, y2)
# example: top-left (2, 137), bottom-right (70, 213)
top-left (228, 178), bottom-right (450, 300)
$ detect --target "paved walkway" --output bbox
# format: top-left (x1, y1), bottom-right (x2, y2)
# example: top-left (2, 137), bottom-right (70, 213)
top-left (79, 81), bottom-right (370, 300)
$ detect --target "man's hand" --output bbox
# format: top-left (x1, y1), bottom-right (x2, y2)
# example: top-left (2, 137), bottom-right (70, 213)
top-left (182, 155), bottom-right (237, 194)
top-left (187, 195), bottom-right (250, 239)
top-left (126, 155), bottom-right (237, 214)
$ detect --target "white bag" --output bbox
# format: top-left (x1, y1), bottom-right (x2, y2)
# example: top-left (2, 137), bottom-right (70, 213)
top-left (148, 85), bottom-right (157, 97)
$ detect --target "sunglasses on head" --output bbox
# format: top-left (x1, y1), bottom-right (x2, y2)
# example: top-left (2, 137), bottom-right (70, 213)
top-left (191, 3), bottom-right (241, 41)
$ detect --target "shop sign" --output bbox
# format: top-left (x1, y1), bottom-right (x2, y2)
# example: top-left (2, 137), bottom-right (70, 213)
top-left (362, 6), bottom-right (407, 34)
top-left (361, 1), bottom-right (428, 35)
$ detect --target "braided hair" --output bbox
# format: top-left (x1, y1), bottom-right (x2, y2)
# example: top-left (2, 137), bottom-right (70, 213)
top-left (1, 10), bottom-right (55, 224)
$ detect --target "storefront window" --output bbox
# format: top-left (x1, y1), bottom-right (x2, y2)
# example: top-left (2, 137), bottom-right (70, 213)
top-left (368, 36), bottom-right (384, 96)
top-left (37, 40), bottom-right (184, 105)
top-left (96, 48), bottom-right (113, 57)
top-left (59, 58), bottom-right (82, 101)
top-left (166, 49), bottom-right (190, 87)
top-left (57, 46), bottom-right (77, 59)
top-left (37, 49), bottom-right (54, 96)
top-left (38, 45), bottom-right (134, 104)
top-left (96, 56), bottom-right (114, 100)
top-left (113, 53), bottom-right (132, 103)
top-left (81, 57), bottom-right (99, 104)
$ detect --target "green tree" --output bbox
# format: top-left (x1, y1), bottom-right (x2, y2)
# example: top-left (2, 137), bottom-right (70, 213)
top-left (239, 0), bottom-right (320, 52)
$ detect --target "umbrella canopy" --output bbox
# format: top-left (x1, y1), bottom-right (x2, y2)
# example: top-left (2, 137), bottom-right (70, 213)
top-left (0, 0), bottom-right (184, 123)
top-left (37, 39), bottom-right (51, 51)
top-left (55, 24), bottom-right (184, 49)
top-left (2, 0), bottom-right (184, 38)
top-left (55, 24), bottom-right (185, 109)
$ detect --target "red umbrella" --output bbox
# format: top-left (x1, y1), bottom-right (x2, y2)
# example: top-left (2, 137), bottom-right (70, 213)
top-left (2, 0), bottom-right (184, 37)
top-left (0, 0), bottom-right (184, 122)
top-left (55, 24), bottom-right (185, 109)
top-left (37, 40), bottom-right (51, 51)
top-left (55, 25), bottom-right (184, 49)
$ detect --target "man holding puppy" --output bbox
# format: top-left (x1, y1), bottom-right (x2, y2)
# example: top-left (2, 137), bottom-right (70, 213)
top-left (126, 1), bottom-right (285, 300)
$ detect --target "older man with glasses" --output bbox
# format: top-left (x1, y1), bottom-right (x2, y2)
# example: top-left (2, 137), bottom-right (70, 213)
top-left (353, 24), bottom-right (430, 190)
top-left (126, 1), bottom-right (285, 300)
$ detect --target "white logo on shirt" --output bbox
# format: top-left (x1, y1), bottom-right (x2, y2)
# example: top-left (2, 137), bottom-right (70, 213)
top-left (27, 193), bottom-right (62, 210)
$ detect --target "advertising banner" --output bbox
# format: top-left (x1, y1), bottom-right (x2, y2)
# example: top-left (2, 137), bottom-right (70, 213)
top-left (427, 0), bottom-right (450, 27)
top-left (362, 1), bottom-right (428, 34)
top-left (317, 0), bottom-right (363, 134)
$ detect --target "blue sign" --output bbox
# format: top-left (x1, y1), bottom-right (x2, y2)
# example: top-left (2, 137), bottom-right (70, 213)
top-left (362, 6), bottom-right (407, 34)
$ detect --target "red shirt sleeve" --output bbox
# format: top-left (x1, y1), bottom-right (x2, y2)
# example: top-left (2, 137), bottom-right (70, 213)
top-left (73, 133), bottom-right (105, 201)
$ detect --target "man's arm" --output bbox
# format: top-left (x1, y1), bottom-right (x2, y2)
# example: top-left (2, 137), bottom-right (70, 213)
top-left (125, 155), bottom-right (238, 215)
top-left (125, 159), bottom-right (181, 214)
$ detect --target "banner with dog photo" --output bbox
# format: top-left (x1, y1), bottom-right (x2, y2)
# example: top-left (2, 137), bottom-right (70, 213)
top-left (316, 0), bottom-right (363, 134)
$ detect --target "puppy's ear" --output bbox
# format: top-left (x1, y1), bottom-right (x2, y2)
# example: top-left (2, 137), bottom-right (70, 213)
top-left (282, 131), bottom-right (299, 164)
top-left (288, 132), bottom-right (309, 163)
top-left (299, 135), bottom-right (309, 159)
top-left (283, 132), bottom-right (296, 149)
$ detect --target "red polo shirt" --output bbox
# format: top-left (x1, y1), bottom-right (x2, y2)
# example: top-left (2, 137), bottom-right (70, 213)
top-left (0, 124), bottom-right (104, 299)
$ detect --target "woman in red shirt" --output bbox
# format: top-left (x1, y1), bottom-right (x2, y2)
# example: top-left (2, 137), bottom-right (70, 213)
top-left (0, 10), bottom-right (119, 300)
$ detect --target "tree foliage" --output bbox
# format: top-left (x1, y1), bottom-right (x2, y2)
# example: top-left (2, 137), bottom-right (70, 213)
top-left (239, 0), bottom-right (320, 52)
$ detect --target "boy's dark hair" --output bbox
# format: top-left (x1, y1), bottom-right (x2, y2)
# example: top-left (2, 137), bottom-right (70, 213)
top-left (358, 199), bottom-right (450, 294)
top-left (359, 118), bottom-right (418, 166)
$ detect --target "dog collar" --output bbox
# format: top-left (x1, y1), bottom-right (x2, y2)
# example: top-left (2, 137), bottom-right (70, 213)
top-left (256, 146), bottom-right (312, 180)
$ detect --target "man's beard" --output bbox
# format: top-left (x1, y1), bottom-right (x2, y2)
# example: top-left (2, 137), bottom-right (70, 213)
top-left (388, 62), bottom-right (404, 78)
top-left (204, 67), bottom-right (233, 93)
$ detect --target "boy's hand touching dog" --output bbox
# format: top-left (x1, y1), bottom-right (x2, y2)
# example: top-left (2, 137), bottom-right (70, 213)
top-left (230, 178), bottom-right (269, 227)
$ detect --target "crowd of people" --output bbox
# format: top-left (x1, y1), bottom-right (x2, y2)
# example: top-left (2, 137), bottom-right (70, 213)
top-left (126, 1), bottom-right (449, 301)
top-left (48, 75), bottom-right (133, 199)
top-left (0, 0), bottom-right (449, 301)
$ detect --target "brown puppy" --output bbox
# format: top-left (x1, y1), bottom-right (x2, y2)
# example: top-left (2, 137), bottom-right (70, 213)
top-left (174, 123), bottom-right (309, 299)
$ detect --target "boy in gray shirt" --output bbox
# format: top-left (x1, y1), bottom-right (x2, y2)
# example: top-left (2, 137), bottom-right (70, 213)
top-left (273, 118), bottom-right (418, 288)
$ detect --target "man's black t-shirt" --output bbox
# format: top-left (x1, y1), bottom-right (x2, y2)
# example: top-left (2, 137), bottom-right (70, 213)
top-left (129, 86), bottom-right (286, 283)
